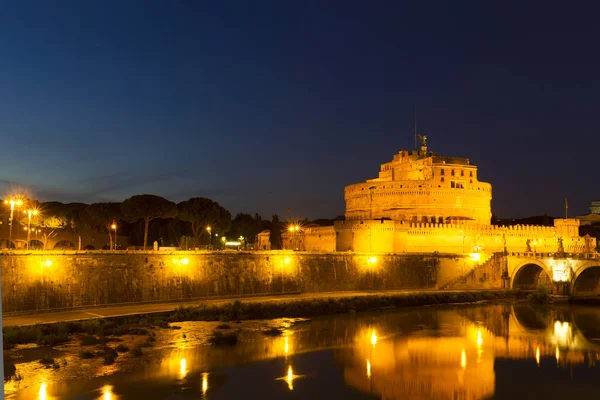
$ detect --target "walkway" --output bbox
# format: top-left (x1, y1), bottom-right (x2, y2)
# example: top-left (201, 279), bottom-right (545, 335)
top-left (2, 289), bottom-right (451, 327)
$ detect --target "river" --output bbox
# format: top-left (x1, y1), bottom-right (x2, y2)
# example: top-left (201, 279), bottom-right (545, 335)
top-left (5, 303), bottom-right (600, 399)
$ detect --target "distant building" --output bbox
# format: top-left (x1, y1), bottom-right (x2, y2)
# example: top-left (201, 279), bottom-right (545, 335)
top-left (255, 230), bottom-right (271, 250)
top-left (577, 200), bottom-right (600, 226)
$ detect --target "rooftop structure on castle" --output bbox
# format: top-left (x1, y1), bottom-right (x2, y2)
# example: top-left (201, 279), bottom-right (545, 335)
top-left (344, 137), bottom-right (492, 225)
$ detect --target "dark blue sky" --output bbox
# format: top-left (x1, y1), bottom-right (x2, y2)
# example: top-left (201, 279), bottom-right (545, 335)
top-left (1, 1), bottom-right (598, 219)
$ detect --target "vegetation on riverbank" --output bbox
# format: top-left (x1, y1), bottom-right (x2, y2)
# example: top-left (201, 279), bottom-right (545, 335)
top-left (3, 290), bottom-right (524, 351)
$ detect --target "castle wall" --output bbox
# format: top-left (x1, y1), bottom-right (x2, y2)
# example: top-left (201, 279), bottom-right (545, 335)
top-left (332, 219), bottom-right (595, 255)
top-left (0, 251), bottom-right (467, 314)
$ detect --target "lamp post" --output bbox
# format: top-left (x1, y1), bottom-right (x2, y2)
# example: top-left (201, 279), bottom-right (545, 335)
top-left (111, 222), bottom-right (117, 250)
top-left (26, 209), bottom-right (38, 249)
top-left (206, 226), bottom-right (212, 250)
top-left (4, 199), bottom-right (23, 249)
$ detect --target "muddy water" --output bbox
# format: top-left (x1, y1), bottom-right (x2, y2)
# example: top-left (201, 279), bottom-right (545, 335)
top-left (5, 304), bottom-right (600, 399)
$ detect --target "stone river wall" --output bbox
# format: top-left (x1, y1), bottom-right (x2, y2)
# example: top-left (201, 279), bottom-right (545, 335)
top-left (0, 250), bottom-right (487, 313)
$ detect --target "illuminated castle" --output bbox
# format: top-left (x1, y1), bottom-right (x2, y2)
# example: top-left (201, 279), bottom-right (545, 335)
top-left (279, 138), bottom-right (595, 255)
top-left (344, 137), bottom-right (492, 225)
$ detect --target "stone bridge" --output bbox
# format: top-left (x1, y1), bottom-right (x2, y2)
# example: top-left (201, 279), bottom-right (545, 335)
top-left (506, 252), bottom-right (600, 296)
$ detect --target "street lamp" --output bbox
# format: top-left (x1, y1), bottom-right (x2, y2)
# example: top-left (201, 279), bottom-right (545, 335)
top-left (206, 226), bottom-right (212, 249)
top-left (25, 209), bottom-right (38, 249)
top-left (111, 222), bottom-right (117, 250)
top-left (4, 199), bottom-right (23, 249)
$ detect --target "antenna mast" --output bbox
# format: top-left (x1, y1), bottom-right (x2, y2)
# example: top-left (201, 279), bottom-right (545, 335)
top-left (413, 104), bottom-right (417, 150)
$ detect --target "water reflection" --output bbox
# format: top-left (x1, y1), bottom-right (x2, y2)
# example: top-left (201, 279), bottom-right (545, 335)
top-left (101, 384), bottom-right (115, 400)
top-left (38, 383), bottom-right (47, 400)
top-left (201, 372), bottom-right (208, 395)
top-left (7, 305), bottom-right (600, 399)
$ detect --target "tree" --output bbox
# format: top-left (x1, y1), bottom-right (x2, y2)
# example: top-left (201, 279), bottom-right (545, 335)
top-left (64, 203), bottom-right (94, 251)
top-left (177, 197), bottom-right (232, 248)
top-left (270, 215), bottom-right (283, 250)
top-left (86, 202), bottom-right (122, 250)
top-left (121, 195), bottom-right (178, 250)
top-left (37, 215), bottom-right (68, 250)
top-left (227, 213), bottom-right (263, 246)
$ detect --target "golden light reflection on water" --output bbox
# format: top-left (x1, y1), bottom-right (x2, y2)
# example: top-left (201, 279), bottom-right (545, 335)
top-left (101, 384), bottom-right (115, 400)
top-left (39, 382), bottom-right (47, 400)
top-left (286, 365), bottom-right (294, 390)
top-left (11, 306), bottom-right (600, 400)
top-left (202, 372), bottom-right (208, 395)
top-left (179, 358), bottom-right (187, 379)
top-left (276, 365), bottom-right (303, 391)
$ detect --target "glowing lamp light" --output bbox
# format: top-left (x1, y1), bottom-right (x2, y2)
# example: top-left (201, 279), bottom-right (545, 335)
top-left (111, 223), bottom-right (116, 230)
top-left (284, 257), bottom-right (291, 264)
top-left (44, 260), bottom-right (52, 267)
top-left (225, 241), bottom-right (241, 246)
top-left (368, 256), bottom-right (377, 264)
top-left (552, 263), bottom-right (569, 282)
top-left (461, 349), bottom-right (467, 369)
top-left (469, 253), bottom-right (481, 262)
top-left (366, 359), bottom-right (371, 379)
top-left (477, 329), bottom-right (482, 347)
top-left (536, 346), bottom-right (540, 366)
top-left (181, 258), bottom-right (189, 265)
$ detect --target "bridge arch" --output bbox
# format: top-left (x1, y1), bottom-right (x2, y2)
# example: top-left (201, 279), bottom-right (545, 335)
top-left (53, 240), bottom-right (75, 250)
top-left (0, 239), bottom-right (16, 249)
top-left (511, 260), bottom-right (553, 291)
top-left (572, 265), bottom-right (600, 297)
top-left (28, 240), bottom-right (43, 249)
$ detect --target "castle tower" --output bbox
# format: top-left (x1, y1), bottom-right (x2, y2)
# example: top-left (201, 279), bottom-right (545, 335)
top-left (343, 139), bottom-right (492, 225)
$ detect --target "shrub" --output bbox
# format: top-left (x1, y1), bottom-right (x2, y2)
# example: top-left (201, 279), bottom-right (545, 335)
top-left (208, 331), bottom-right (238, 346)
top-left (102, 347), bottom-right (118, 365)
top-left (262, 327), bottom-right (284, 337)
top-left (115, 344), bottom-right (129, 353)
top-left (80, 335), bottom-right (101, 346)
top-left (131, 346), bottom-right (144, 358)
top-left (529, 285), bottom-right (551, 304)
top-left (79, 350), bottom-right (95, 359)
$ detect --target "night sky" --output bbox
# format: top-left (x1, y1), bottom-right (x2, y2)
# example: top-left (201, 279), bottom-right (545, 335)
top-left (1, 1), bottom-right (598, 220)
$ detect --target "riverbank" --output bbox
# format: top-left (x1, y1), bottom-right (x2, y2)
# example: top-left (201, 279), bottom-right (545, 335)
top-left (3, 289), bottom-right (524, 350)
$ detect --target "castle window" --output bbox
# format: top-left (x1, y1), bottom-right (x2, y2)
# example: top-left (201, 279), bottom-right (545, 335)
top-left (461, 170), bottom-right (464, 176)
top-left (441, 177), bottom-right (445, 182)
top-left (470, 171), bottom-right (473, 177)
top-left (451, 181), bottom-right (455, 188)
top-left (451, 170), bottom-right (455, 176)
top-left (441, 169), bottom-right (445, 176)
